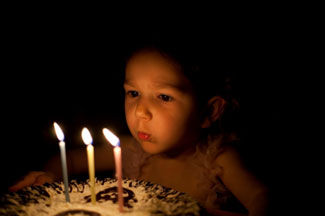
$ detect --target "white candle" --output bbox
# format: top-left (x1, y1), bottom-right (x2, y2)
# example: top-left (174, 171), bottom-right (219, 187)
top-left (81, 127), bottom-right (96, 205)
top-left (53, 122), bottom-right (70, 202)
top-left (102, 128), bottom-right (124, 212)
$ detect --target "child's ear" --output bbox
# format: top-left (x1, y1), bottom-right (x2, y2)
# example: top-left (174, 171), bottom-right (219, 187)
top-left (201, 96), bottom-right (226, 128)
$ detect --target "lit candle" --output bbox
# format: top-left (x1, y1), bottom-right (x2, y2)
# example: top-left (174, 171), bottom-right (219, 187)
top-left (81, 127), bottom-right (96, 205)
top-left (53, 122), bottom-right (70, 202)
top-left (102, 128), bottom-right (124, 212)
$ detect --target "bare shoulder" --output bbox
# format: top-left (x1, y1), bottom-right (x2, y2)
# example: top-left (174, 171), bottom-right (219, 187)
top-left (215, 146), bottom-right (270, 215)
top-left (215, 145), bottom-right (237, 160)
top-left (215, 146), bottom-right (244, 169)
top-left (215, 145), bottom-right (264, 187)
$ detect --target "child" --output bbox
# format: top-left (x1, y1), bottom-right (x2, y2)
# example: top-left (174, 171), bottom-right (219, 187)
top-left (9, 36), bottom-right (271, 216)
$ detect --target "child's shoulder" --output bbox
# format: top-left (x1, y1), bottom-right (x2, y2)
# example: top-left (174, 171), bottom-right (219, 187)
top-left (214, 145), bottom-right (242, 168)
top-left (192, 133), bottom-right (244, 176)
top-left (206, 134), bottom-right (243, 172)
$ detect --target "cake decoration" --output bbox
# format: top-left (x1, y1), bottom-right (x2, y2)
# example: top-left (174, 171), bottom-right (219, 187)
top-left (0, 178), bottom-right (203, 216)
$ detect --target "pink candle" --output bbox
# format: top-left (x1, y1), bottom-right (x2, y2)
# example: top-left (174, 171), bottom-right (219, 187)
top-left (102, 128), bottom-right (124, 212)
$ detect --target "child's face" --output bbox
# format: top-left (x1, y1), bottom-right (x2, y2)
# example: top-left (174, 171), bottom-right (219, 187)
top-left (124, 51), bottom-right (203, 155)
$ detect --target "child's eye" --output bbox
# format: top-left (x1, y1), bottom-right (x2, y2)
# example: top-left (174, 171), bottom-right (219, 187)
top-left (158, 94), bottom-right (172, 102)
top-left (126, 90), bottom-right (139, 97)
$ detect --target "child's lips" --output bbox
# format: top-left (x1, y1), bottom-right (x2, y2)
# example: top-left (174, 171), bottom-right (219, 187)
top-left (138, 132), bottom-right (151, 141)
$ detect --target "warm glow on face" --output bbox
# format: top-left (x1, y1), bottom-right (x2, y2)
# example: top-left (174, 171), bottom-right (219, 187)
top-left (82, 127), bottom-right (93, 145)
top-left (103, 128), bottom-right (120, 146)
top-left (53, 122), bottom-right (64, 141)
top-left (124, 51), bottom-right (201, 154)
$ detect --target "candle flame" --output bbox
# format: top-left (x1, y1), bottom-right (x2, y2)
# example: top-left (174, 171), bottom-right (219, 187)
top-left (102, 128), bottom-right (120, 146)
top-left (53, 122), bottom-right (64, 141)
top-left (82, 127), bottom-right (93, 145)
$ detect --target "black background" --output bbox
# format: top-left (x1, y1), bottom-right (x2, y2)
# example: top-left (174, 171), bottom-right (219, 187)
top-left (1, 16), bottom-right (300, 201)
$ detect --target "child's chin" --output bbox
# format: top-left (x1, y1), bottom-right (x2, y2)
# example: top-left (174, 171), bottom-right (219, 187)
top-left (140, 142), bottom-right (163, 155)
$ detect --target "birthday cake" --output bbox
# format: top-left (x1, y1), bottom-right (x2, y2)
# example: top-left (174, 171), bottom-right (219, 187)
top-left (0, 178), bottom-right (203, 216)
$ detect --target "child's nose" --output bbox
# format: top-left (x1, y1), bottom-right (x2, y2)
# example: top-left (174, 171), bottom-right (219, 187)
top-left (135, 99), bottom-right (152, 120)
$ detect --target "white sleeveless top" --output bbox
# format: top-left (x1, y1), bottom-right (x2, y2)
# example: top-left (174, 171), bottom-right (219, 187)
top-left (121, 134), bottom-right (246, 213)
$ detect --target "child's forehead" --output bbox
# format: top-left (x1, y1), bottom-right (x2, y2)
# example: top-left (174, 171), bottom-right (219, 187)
top-left (125, 55), bottom-right (193, 92)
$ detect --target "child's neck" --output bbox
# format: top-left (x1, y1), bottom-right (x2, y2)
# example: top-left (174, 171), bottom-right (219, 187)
top-left (158, 143), bottom-right (197, 161)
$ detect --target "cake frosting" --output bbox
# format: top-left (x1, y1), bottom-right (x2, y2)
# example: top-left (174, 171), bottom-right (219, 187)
top-left (0, 178), bottom-right (203, 216)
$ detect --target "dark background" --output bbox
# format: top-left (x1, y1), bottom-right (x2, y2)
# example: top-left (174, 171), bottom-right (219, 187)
top-left (1, 18), bottom-right (299, 202)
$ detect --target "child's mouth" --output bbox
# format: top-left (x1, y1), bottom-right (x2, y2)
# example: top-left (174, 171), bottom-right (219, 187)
top-left (138, 132), bottom-right (151, 141)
